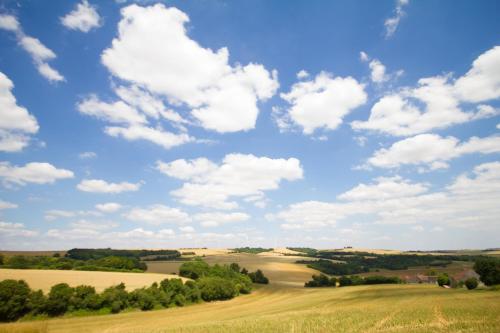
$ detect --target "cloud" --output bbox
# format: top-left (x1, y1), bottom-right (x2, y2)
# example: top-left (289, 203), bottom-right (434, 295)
top-left (70, 219), bottom-right (118, 231)
top-left (124, 204), bottom-right (191, 225)
top-left (296, 70), bottom-right (309, 79)
top-left (279, 72), bottom-right (366, 134)
top-left (77, 95), bottom-right (147, 125)
top-left (78, 151), bottom-right (97, 159)
top-left (384, 0), bottom-right (409, 38)
top-left (179, 226), bottom-right (195, 233)
top-left (77, 179), bottom-right (141, 193)
top-left (0, 221), bottom-right (37, 237)
top-left (100, 4), bottom-right (278, 133)
top-left (272, 161), bottom-right (500, 230)
top-left (454, 46), bottom-right (500, 103)
top-left (44, 209), bottom-right (101, 221)
top-left (352, 46), bottom-right (500, 136)
top-left (0, 72), bottom-right (39, 152)
top-left (194, 212), bottom-right (250, 227)
top-left (104, 125), bottom-right (193, 149)
top-left (95, 202), bottom-right (122, 213)
top-left (0, 162), bottom-right (73, 186)
top-left (0, 14), bottom-right (64, 82)
top-left (338, 176), bottom-right (428, 201)
top-left (157, 154), bottom-right (303, 209)
top-left (60, 0), bottom-right (101, 33)
top-left (366, 133), bottom-right (500, 170)
top-left (368, 59), bottom-right (389, 83)
top-left (0, 200), bottom-right (17, 210)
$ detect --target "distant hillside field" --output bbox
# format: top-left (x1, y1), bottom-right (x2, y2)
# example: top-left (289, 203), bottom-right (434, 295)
top-left (0, 269), bottom-right (185, 292)
top-left (1, 284), bottom-right (499, 333)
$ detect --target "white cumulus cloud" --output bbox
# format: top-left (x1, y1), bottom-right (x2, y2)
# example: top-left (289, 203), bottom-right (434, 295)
top-left (77, 179), bottom-right (141, 193)
top-left (124, 204), bottom-right (191, 225)
top-left (61, 0), bottom-right (102, 33)
top-left (0, 162), bottom-right (73, 186)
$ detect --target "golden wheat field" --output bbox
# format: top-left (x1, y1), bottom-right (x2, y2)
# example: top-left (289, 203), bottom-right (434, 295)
top-left (0, 269), bottom-right (185, 292)
top-left (1, 284), bottom-right (499, 333)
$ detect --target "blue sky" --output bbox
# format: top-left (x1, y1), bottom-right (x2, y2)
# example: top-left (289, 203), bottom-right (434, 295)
top-left (0, 0), bottom-right (499, 250)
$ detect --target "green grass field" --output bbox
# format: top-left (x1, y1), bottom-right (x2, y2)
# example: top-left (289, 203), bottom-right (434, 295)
top-left (1, 284), bottom-right (499, 333)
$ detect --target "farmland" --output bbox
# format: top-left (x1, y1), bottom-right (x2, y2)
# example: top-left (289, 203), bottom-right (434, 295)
top-left (0, 269), bottom-right (184, 292)
top-left (1, 284), bottom-right (499, 333)
top-left (0, 249), bottom-right (499, 333)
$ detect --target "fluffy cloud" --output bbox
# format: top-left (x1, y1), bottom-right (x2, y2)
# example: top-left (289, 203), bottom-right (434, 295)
top-left (338, 176), bottom-right (428, 201)
top-left (194, 212), bottom-right (250, 227)
top-left (272, 161), bottom-right (500, 230)
top-left (60, 0), bottom-right (101, 33)
top-left (104, 125), bottom-right (193, 150)
top-left (367, 133), bottom-right (500, 170)
top-left (157, 154), bottom-right (303, 209)
top-left (0, 72), bottom-right (39, 152)
top-left (0, 221), bottom-right (37, 237)
top-left (77, 179), bottom-right (141, 193)
top-left (353, 46), bottom-right (500, 136)
top-left (279, 72), bottom-right (366, 134)
top-left (384, 0), bottom-right (409, 38)
top-left (100, 4), bottom-right (278, 133)
top-left (124, 204), bottom-right (191, 225)
top-left (454, 46), bottom-right (500, 103)
top-left (95, 202), bottom-right (122, 213)
top-left (0, 15), bottom-right (64, 82)
top-left (44, 209), bottom-right (101, 221)
top-left (0, 162), bottom-right (73, 186)
top-left (0, 200), bottom-right (17, 210)
top-left (77, 95), bottom-right (147, 125)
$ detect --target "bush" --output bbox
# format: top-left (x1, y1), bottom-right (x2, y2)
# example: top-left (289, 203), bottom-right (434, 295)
top-left (101, 283), bottom-right (128, 311)
top-left (0, 280), bottom-right (32, 322)
top-left (465, 277), bottom-right (478, 290)
top-left (474, 258), bottom-right (500, 286)
top-left (437, 273), bottom-right (450, 287)
top-left (197, 277), bottom-right (237, 301)
top-left (46, 283), bottom-right (74, 316)
top-left (304, 274), bottom-right (335, 287)
top-left (179, 260), bottom-right (210, 279)
top-left (363, 276), bottom-right (402, 285)
top-left (248, 269), bottom-right (269, 284)
top-left (71, 285), bottom-right (100, 310)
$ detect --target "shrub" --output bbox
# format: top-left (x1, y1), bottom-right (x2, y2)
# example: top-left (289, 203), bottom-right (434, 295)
top-left (71, 285), bottom-right (100, 310)
top-left (0, 280), bottom-right (32, 322)
top-left (474, 258), bottom-right (500, 286)
top-left (179, 260), bottom-right (210, 279)
top-left (27, 290), bottom-right (47, 315)
top-left (101, 283), bottom-right (128, 311)
top-left (338, 276), bottom-right (353, 287)
top-left (110, 301), bottom-right (122, 314)
top-left (304, 274), bottom-right (335, 287)
top-left (465, 277), bottom-right (478, 290)
top-left (248, 269), bottom-right (269, 284)
top-left (437, 273), bottom-right (451, 287)
top-left (363, 276), bottom-right (402, 285)
top-left (197, 277), bottom-right (237, 301)
top-left (46, 283), bottom-right (74, 316)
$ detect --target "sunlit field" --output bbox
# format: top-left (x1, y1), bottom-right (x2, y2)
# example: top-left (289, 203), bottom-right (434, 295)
top-left (1, 284), bottom-right (498, 333)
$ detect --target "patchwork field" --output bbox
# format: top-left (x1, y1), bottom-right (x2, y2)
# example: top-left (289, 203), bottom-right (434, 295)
top-left (147, 252), bottom-right (317, 287)
top-left (0, 269), bottom-right (185, 292)
top-left (1, 284), bottom-right (499, 333)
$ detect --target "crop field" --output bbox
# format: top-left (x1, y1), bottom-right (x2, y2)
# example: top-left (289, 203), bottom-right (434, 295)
top-left (1, 284), bottom-right (499, 333)
top-left (0, 269), bottom-right (185, 292)
top-left (147, 252), bottom-right (317, 287)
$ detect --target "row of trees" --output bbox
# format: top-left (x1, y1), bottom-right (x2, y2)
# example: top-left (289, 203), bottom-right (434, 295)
top-left (0, 272), bottom-right (251, 323)
top-left (65, 248), bottom-right (181, 261)
top-left (304, 274), bottom-right (402, 288)
top-left (0, 255), bottom-right (146, 272)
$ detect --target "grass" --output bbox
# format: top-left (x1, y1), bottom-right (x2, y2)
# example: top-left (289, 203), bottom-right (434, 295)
top-left (0, 284), bottom-right (498, 333)
top-left (0, 269), bottom-right (185, 292)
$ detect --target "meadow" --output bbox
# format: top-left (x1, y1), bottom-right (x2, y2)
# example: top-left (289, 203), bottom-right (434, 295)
top-left (1, 284), bottom-right (499, 333)
top-left (0, 249), bottom-right (499, 333)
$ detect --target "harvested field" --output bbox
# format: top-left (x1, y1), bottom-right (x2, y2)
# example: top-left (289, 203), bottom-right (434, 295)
top-left (0, 269), bottom-right (185, 292)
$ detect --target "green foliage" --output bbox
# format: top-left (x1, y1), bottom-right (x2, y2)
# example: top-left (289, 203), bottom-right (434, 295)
top-left (287, 247), bottom-right (318, 256)
top-left (46, 283), bottom-right (74, 316)
top-left (335, 275), bottom-right (401, 288)
top-left (0, 280), bottom-right (31, 322)
top-left (65, 248), bottom-right (181, 261)
top-left (101, 283), bottom-right (128, 312)
top-left (248, 269), bottom-right (269, 284)
top-left (437, 273), bottom-right (451, 287)
top-left (0, 254), bottom-right (3, 265)
top-left (231, 247), bottom-right (273, 254)
top-left (179, 260), bottom-right (211, 279)
top-left (304, 274), bottom-right (336, 287)
top-left (465, 277), bottom-right (478, 290)
top-left (298, 259), bottom-right (368, 276)
top-left (197, 277), bottom-right (237, 301)
top-left (474, 258), bottom-right (500, 286)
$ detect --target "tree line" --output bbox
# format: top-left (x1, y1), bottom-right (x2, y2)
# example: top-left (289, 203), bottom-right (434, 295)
top-left (0, 260), bottom-right (270, 322)
top-left (304, 274), bottom-right (402, 287)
